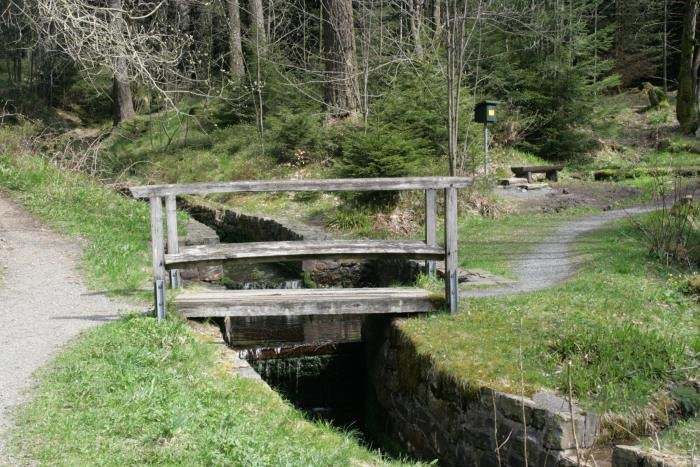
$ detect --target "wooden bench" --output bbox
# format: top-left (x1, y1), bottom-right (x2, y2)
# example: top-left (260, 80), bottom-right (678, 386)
top-left (511, 165), bottom-right (564, 183)
top-left (130, 176), bottom-right (472, 320)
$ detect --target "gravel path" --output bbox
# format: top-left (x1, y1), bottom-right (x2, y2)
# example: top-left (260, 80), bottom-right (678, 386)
top-left (0, 194), bottom-right (134, 462)
top-left (462, 206), bottom-right (657, 298)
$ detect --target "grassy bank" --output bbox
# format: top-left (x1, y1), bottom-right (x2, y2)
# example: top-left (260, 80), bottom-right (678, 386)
top-left (403, 217), bottom-right (698, 430)
top-left (0, 141), bottom-right (152, 298)
top-left (0, 143), bottom-right (406, 465)
top-left (9, 315), bottom-right (398, 465)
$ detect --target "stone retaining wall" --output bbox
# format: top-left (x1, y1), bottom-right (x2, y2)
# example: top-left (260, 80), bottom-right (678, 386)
top-left (363, 318), bottom-right (600, 466)
top-left (179, 218), bottom-right (224, 282)
top-left (613, 445), bottom-right (696, 467)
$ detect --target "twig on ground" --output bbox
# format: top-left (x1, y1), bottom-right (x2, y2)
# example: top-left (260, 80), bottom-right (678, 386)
top-left (519, 316), bottom-right (529, 467)
top-left (567, 360), bottom-right (582, 466)
top-left (492, 390), bottom-right (502, 466)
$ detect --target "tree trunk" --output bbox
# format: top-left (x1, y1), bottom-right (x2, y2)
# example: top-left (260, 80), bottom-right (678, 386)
top-left (249, 0), bottom-right (266, 48)
top-left (195, 2), bottom-right (214, 80)
top-left (410, 0), bottom-right (424, 58)
top-left (433, 0), bottom-right (442, 33)
top-left (110, 0), bottom-right (135, 124)
top-left (677, 0), bottom-right (699, 135)
top-left (322, 0), bottom-right (360, 118)
top-left (445, 0), bottom-right (468, 176)
top-left (663, 0), bottom-right (669, 92)
top-left (175, 0), bottom-right (190, 32)
top-left (227, 0), bottom-right (245, 77)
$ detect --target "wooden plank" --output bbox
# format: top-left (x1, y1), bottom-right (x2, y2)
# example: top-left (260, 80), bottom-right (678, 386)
top-left (149, 197), bottom-right (166, 320)
top-left (164, 240), bottom-right (445, 268)
top-left (165, 195), bottom-right (181, 289)
top-left (130, 177), bottom-right (473, 198)
top-left (444, 187), bottom-right (459, 314)
top-left (425, 189), bottom-right (437, 276)
top-left (174, 287), bottom-right (445, 317)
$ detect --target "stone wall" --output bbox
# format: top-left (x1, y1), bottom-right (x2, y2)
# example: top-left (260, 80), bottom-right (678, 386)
top-left (363, 318), bottom-right (600, 467)
top-left (612, 445), bottom-right (696, 467)
top-left (179, 218), bottom-right (223, 282)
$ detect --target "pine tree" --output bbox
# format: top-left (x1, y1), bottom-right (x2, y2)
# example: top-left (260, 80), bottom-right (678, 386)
top-left (483, 0), bottom-right (619, 160)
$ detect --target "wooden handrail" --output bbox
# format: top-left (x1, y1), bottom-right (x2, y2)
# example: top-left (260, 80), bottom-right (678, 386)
top-left (130, 176), bottom-right (472, 198)
top-left (164, 240), bottom-right (445, 268)
top-left (145, 176), bottom-right (465, 320)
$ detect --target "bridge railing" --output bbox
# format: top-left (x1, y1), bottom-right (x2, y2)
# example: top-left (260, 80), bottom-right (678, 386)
top-left (130, 177), bottom-right (472, 320)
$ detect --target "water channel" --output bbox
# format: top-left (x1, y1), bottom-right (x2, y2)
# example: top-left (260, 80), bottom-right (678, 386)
top-left (219, 261), bottom-right (403, 454)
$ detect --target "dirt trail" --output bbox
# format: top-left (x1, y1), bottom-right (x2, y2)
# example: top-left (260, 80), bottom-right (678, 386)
top-left (462, 206), bottom-right (657, 298)
top-left (0, 193), bottom-right (134, 461)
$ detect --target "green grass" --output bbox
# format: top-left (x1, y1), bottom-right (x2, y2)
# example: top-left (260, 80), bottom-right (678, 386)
top-left (0, 150), bottom-right (152, 299)
top-left (641, 416), bottom-right (699, 459)
top-left (401, 217), bottom-right (698, 421)
top-left (9, 315), bottom-right (403, 466)
top-left (641, 149), bottom-right (700, 168)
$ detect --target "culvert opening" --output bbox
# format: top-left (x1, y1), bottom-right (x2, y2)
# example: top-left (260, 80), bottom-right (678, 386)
top-left (220, 314), bottom-right (411, 458)
top-left (246, 342), bottom-right (367, 429)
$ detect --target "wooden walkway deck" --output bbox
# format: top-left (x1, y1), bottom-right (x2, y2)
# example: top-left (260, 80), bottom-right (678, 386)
top-left (175, 288), bottom-right (444, 317)
top-left (130, 177), bottom-right (471, 320)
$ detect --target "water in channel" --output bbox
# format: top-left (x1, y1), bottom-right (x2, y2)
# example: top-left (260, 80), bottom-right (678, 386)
top-left (220, 261), bottom-right (409, 459)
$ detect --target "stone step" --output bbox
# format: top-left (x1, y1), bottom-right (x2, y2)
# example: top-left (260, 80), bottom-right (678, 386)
top-left (434, 263), bottom-right (515, 286)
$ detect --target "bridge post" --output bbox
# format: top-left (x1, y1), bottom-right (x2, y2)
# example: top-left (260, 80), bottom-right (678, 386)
top-left (444, 187), bottom-right (459, 314)
top-left (425, 189), bottom-right (437, 277)
top-left (165, 195), bottom-right (181, 289)
top-left (149, 196), bottom-right (167, 321)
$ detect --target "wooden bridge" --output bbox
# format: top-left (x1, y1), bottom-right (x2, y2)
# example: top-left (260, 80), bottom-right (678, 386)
top-left (130, 177), bottom-right (472, 321)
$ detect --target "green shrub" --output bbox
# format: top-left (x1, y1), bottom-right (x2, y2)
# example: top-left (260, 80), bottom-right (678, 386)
top-left (336, 126), bottom-right (429, 206)
top-left (61, 76), bottom-right (113, 124)
top-left (266, 111), bottom-right (326, 164)
top-left (687, 274), bottom-right (700, 296)
top-left (325, 208), bottom-right (373, 232)
top-left (670, 384), bottom-right (700, 417)
top-left (210, 83), bottom-right (256, 128)
top-left (482, 8), bottom-right (619, 161)
top-left (371, 65), bottom-right (448, 156)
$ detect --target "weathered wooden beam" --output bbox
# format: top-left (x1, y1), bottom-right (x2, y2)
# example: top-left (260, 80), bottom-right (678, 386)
top-left (424, 189), bottom-right (437, 277)
top-left (174, 288), bottom-right (445, 317)
top-left (444, 187), bottom-right (459, 314)
top-left (130, 177), bottom-right (473, 198)
top-left (164, 240), bottom-right (445, 268)
top-left (149, 196), bottom-right (166, 320)
top-left (165, 195), bottom-right (181, 289)
top-left (510, 165), bottom-right (564, 174)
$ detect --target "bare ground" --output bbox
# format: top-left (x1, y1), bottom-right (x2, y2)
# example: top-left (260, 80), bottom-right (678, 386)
top-left (497, 179), bottom-right (644, 215)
